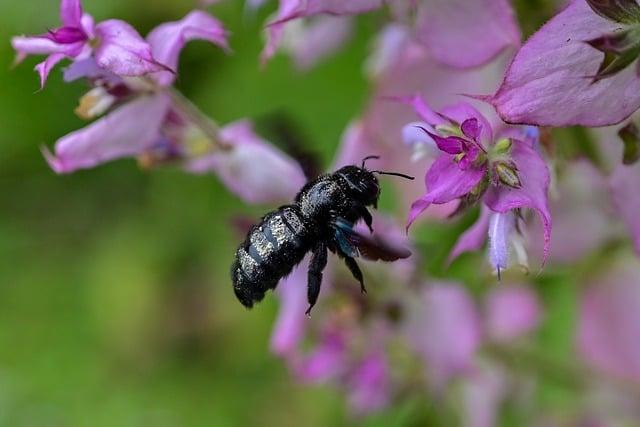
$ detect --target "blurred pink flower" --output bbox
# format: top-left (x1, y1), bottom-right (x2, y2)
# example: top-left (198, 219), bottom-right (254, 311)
top-left (488, 0), bottom-right (640, 127)
top-left (261, 0), bottom-right (520, 69)
top-left (185, 120), bottom-right (307, 204)
top-left (577, 259), bottom-right (640, 382)
top-left (406, 282), bottom-right (540, 389)
top-left (406, 282), bottom-right (482, 389)
top-left (611, 162), bottom-right (640, 254)
top-left (484, 285), bottom-right (541, 342)
top-left (346, 350), bottom-right (391, 416)
top-left (12, 0), bottom-right (168, 88)
top-left (530, 160), bottom-right (619, 264)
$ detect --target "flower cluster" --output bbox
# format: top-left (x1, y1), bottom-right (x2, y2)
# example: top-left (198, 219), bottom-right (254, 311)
top-left (13, 0), bottom-right (306, 205)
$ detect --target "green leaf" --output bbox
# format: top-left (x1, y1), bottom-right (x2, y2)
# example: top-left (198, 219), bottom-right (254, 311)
top-left (618, 121), bottom-right (640, 164)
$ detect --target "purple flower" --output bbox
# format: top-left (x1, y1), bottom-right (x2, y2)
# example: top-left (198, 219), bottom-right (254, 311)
top-left (12, 0), bottom-right (168, 88)
top-left (488, 0), bottom-right (640, 127)
top-left (404, 97), bottom-right (552, 273)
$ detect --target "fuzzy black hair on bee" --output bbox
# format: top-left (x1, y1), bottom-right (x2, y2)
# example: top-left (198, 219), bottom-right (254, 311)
top-left (231, 156), bottom-right (413, 315)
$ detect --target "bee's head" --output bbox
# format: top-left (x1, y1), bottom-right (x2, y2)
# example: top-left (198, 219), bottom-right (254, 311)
top-left (337, 156), bottom-right (414, 208)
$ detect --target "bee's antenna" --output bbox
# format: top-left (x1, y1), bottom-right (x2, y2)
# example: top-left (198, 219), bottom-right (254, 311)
top-left (361, 155), bottom-right (381, 168)
top-left (372, 171), bottom-right (415, 180)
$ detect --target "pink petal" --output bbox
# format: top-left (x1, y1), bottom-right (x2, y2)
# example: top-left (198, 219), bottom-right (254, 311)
top-left (491, 0), bottom-right (640, 126)
top-left (35, 53), bottom-right (66, 88)
top-left (147, 10), bottom-right (230, 86)
top-left (60, 0), bottom-right (83, 27)
top-left (488, 211), bottom-right (515, 273)
top-left (269, 259), bottom-right (310, 357)
top-left (94, 20), bottom-right (168, 77)
top-left (407, 155), bottom-right (486, 229)
top-left (611, 162), bottom-right (640, 254)
top-left (577, 261), bottom-right (640, 382)
top-left (449, 206), bottom-right (491, 263)
top-left (285, 16), bottom-right (353, 71)
top-left (365, 24), bottom-right (411, 78)
top-left (272, 0), bottom-right (384, 23)
top-left (332, 120), bottom-right (377, 169)
top-left (461, 118), bottom-right (481, 140)
top-left (406, 282), bottom-right (481, 389)
top-left (185, 120), bottom-right (307, 204)
top-left (485, 285), bottom-right (541, 342)
top-left (46, 94), bottom-right (170, 173)
top-left (440, 102), bottom-right (494, 147)
top-left (12, 36), bottom-right (69, 57)
top-left (484, 141), bottom-right (551, 264)
top-left (462, 366), bottom-right (507, 427)
top-left (415, 0), bottom-right (520, 69)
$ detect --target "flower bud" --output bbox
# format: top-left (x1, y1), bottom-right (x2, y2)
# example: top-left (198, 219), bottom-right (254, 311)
top-left (493, 137), bottom-right (512, 156)
top-left (493, 160), bottom-right (522, 189)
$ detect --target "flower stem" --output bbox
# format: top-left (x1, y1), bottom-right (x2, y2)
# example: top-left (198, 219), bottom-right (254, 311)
top-left (165, 87), bottom-right (231, 150)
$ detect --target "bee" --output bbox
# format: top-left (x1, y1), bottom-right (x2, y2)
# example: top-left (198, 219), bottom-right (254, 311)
top-left (231, 156), bottom-right (414, 314)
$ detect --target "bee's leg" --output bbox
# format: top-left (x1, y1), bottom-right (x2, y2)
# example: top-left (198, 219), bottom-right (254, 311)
top-left (306, 243), bottom-right (328, 316)
top-left (358, 206), bottom-right (374, 233)
top-left (344, 256), bottom-right (366, 294)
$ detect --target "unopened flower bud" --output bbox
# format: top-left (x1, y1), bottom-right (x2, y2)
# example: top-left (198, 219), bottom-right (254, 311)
top-left (493, 160), bottom-right (522, 189)
top-left (493, 137), bottom-right (512, 155)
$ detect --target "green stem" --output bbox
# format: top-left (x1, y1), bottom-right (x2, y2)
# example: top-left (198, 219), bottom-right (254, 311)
top-left (165, 87), bottom-right (230, 151)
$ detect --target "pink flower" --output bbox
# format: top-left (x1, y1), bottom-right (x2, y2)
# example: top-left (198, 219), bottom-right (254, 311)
top-left (44, 10), bottom-right (230, 173)
top-left (488, 0), bottom-right (640, 127)
top-left (11, 0), bottom-right (168, 88)
top-left (39, 10), bottom-right (304, 205)
top-left (403, 97), bottom-right (552, 274)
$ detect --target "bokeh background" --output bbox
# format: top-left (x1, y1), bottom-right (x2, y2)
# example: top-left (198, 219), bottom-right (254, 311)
top-left (0, 1), bottom-right (593, 426)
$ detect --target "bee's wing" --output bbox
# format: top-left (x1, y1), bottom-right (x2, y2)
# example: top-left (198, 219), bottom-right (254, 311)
top-left (333, 219), bottom-right (411, 262)
top-left (356, 233), bottom-right (412, 261)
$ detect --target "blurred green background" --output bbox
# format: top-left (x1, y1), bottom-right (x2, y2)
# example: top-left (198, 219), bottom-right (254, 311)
top-left (0, 1), bottom-right (378, 425)
top-left (0, 1), bottom-right (577, 426)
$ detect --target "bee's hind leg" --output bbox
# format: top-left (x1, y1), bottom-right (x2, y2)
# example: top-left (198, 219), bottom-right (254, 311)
top-left (306, 242), bottom-right (328, 316)
top-left (343, 256), bottom-right (366, 294)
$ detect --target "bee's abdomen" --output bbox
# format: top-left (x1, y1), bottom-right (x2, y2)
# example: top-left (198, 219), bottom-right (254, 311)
top-left (232, 206), bottom-right (311, 308)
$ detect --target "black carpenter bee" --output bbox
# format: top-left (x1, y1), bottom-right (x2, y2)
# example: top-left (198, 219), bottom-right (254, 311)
top-left (231, 155), bottom-right (414, 314)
